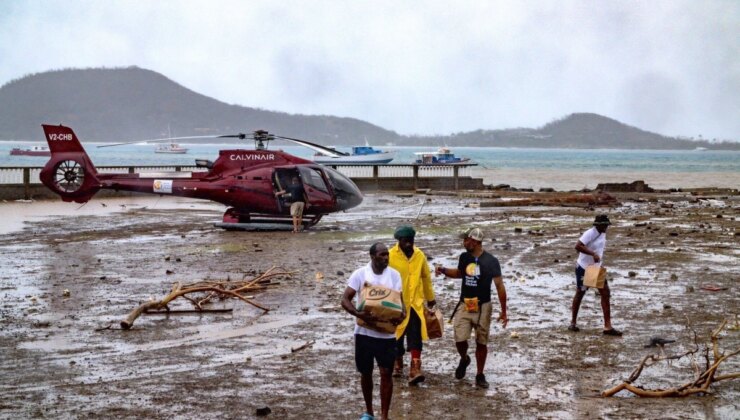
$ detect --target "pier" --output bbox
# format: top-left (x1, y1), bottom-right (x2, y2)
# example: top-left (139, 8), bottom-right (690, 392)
top-left (0, 164), bottom-right (483, 200)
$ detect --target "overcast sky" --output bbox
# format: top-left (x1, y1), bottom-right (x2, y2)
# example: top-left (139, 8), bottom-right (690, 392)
top-left (1, 1), bottom-right (738, 140)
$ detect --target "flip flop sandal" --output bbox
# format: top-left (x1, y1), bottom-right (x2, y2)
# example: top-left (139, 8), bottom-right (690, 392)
top-left (603, 328), bottom-right (623, 336)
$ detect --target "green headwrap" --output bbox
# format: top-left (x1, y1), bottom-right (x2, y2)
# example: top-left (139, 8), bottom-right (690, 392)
top-left (394, 225), bottom-right (416, 239)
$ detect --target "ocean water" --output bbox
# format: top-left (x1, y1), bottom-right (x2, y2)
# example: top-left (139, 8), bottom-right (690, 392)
top-left (1, 142), bottom-right (738, 190)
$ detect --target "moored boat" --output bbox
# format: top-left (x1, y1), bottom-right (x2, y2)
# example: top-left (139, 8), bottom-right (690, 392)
top-left (155, 143), bottom-right (188, 154)
top-left (414, 147), bottom-right (471, 165)
top-left (9, 145), bottom-right (51, 157)
top-left (312, 145), bottom-right (395, 164)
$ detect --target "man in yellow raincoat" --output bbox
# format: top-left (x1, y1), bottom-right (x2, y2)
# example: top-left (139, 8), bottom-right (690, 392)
top-left (389, 225), bottom-right (436, 385)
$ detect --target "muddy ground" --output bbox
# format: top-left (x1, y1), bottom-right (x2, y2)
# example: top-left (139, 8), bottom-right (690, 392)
top-left (0, 191), bottom-right (738, 419)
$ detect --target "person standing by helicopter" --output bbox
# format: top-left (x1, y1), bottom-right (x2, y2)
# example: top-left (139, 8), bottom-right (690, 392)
top-left (275, 176), bottom-right (307, 233)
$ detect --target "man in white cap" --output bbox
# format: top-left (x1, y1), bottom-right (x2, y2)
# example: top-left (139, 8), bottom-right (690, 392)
top-left (435, 227), bottom-right (508, 389)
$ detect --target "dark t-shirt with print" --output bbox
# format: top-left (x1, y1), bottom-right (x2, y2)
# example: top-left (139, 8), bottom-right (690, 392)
top-left (457, 251), bottom-right (502, 304)
top-left (285, 183), bottom-right (305, 203)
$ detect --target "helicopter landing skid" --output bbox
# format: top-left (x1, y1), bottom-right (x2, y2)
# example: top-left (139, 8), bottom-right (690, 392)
top-left (216, 208), bottom-right (322, 231)
top-left (213, 222), bottom-right (295, 231)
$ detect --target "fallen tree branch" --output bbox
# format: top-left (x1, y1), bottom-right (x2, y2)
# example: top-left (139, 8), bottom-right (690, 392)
top-left (603, 319), bottom-right (738, 398)
top-left (120, 266), bottom-right (293, 330)
top-left (291, 340), bottom-right (316, 353)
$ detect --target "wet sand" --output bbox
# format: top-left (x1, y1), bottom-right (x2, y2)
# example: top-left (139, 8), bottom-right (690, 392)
top-left (0, 192), bottom-right (738, 419)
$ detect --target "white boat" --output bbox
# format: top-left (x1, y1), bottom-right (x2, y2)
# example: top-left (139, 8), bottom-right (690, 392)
top-left (312, 145), bottom-right (395, 165)
top-left (154, 143), bottom-right (188, 154)
top-left (414, 147), bottom-right (471, 165)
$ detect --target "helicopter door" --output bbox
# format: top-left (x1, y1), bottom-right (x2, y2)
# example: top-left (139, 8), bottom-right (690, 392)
top-left (273, 169), bottom-right (298, 211)
top-left (297, 167), bottom-right (335, 209)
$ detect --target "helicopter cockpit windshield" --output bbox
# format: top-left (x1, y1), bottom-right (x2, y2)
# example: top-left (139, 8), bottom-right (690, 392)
top-left (322, 167), bottom-right (363, 210)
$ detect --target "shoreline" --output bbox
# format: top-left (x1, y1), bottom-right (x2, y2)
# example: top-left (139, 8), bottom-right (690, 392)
top-left (473, 167), bottom-right (740, 190)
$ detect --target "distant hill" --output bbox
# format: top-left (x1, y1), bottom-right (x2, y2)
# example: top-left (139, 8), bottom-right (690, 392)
top-left (421, 113), bottom-right (732, 149)
top-left (0, 67), bottom-right (736, 150)
top-left (0, 67), bottom-right (400, 144)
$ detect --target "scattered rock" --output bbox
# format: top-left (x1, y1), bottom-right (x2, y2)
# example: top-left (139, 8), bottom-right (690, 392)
top-left (336, 270), bottom-right (344, 276)
top-left (596, 180), bottom-right (654, 193)
top-left (255, 406), bottom-right (272, 416)
top-left (62, 289), bottom-right (70, 297)
top-left (670, 274), bottom-right (678, 281)
top-left (514, 228), bottom-right (523, 233)
top-left (628, 271), bottom-right (637, 277)
top-left (686, 286), bottom-right (695, 293)
top-left (166, 270), bottom-right (174, 275)
top-left (669, 232), bottom-right (679, 237)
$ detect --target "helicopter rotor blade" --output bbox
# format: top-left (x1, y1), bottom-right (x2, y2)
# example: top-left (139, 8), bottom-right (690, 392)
top-left (96, 135), bottom-right (225, 148)
top-left (273, 135), bottom-right (349, 157)
top-left (218, 133), bottom-right (250, 140)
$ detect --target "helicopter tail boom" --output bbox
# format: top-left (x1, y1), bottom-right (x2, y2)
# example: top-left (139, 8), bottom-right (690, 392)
top-left (39, 124), bottom-right (101, 203)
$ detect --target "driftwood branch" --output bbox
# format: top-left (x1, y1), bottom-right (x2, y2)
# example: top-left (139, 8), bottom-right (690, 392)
top-left (120, 266), bottom-right (294, 330)
top-left (291, 340), bottom-right (316, 353)
top-left (603, 319), bottom-right (739, 398)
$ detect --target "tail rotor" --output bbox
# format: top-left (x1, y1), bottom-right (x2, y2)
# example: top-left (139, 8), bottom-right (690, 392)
top-left (53, 160), bottom-right (86, 193)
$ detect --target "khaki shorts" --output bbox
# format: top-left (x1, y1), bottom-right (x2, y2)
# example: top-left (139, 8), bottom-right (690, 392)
top-left (290, 201), bottom-right (305, 217)
top-left (453, 301), bottom-right (492, 345)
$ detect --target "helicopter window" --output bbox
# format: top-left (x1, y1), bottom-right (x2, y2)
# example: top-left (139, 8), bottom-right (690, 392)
top-left (237, 176), bottom-right (243, 180)
top-left (253, 176), bottom-right (263, 180)
top-left (324, 168), bottom-right (356, 198)
top-left (300, 168), bottom-right (328, 193)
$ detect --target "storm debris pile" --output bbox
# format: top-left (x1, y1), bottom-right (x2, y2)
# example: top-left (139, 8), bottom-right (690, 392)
top-left (120, 266), bottom-right (293, 329)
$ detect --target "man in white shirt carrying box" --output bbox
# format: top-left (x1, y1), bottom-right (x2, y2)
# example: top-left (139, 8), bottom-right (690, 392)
top-left (342, 243), bottom-right (406, 420)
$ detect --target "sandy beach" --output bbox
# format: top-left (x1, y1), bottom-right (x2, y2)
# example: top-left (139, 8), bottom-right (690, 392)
top-left (0, 190), bottom-right (737, 419)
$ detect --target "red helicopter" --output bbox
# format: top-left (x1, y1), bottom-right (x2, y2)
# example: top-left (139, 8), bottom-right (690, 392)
top-left (39, 124), bottom-right (364, 229)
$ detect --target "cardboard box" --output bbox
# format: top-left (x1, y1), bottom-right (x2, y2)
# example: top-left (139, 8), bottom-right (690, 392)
top-left (356, 282), bottom-right (403, 334)
top-left (584, 265), bottom-right (607, 289)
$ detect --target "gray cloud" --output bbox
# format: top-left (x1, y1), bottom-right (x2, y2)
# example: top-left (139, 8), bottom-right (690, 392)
top-left (1, 0), bottom-right (737, 140)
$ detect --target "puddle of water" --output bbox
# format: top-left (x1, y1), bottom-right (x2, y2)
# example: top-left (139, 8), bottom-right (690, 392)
top-left (0, 196), bottom-right (224, 235)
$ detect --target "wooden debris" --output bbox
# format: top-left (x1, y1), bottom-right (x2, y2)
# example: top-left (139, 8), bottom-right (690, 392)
top-left (144, 308), bottom-right (234, 315)
top-left (602, 318), bottom-right (739, 397)
top-left (291, 340), bottom-right (316, 353)
top-left (120, 266), bottom-right (293, 330)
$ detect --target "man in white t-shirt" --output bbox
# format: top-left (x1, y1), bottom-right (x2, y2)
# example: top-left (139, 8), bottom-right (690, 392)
top-left (341, 243), bottom-right (405, 420)
top-left (569, 214), bottom-right (622, 336)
